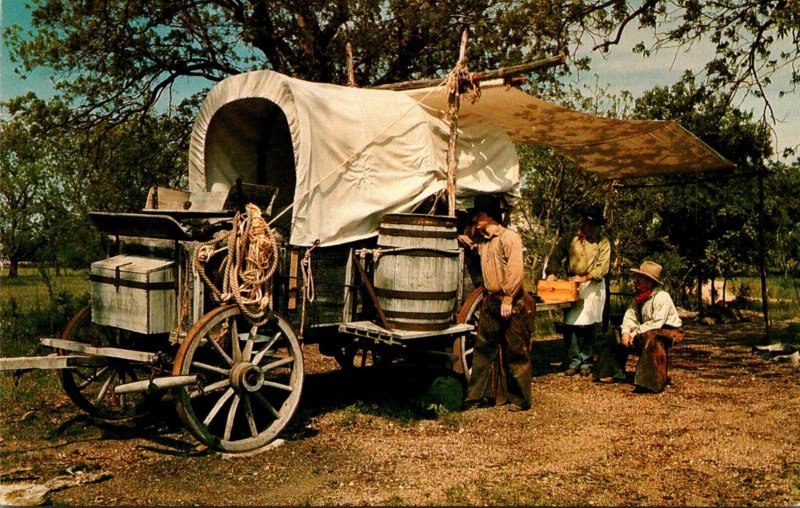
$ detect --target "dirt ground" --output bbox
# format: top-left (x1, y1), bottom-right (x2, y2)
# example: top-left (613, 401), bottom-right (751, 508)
top-left (1, 316), bottom-right (799, 506)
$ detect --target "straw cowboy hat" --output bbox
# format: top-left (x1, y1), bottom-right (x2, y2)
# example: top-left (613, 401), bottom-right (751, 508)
top-left (631, 260), bottom-right (663, 285)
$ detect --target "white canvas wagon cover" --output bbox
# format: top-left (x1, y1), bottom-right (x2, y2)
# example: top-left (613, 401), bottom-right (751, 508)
top-left (188, 70), bottom-right (520, 247)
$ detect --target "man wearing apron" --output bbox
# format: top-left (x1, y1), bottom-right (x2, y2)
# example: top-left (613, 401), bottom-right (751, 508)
top-left (546, 206), bottom-right (611, 376)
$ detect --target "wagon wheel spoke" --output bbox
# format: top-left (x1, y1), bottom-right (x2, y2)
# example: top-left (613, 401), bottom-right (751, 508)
top-left (241, 395), bottom-right (259, 438)
top-left (242, 325), bottom-right (258, 362)
top-left (191, 361), bottom-right (230, 376)
top-left (190, 378), bottom-right (231, 398)
top-left (252, 391), bottom-right (280, 419)
top-left (77, 366), bottom-right (111, 389)
top-left (261, 380), bottom-right (293, 392)
top-left (224, 395), bottom-right (241, 442)
top-left (203, 388), bottom-right (235, 426)
top-left (251, 332), bottom-right (281, 365)
top-left (261, 357), bottom-right (294, 373)
top-left (205, 325), bottom-right (234, 366)
top-left (94, 374), bottom-right (115, 407)
top-left (230, 318), bottom-right (242, 362)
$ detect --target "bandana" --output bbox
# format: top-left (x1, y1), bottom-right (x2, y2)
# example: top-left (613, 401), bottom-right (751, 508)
top-left (635, 288), bottom-right (653, 306)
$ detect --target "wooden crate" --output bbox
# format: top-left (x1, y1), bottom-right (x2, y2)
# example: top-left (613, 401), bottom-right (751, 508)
top-left (90, 255), bottom-right (176, 335)
top-left (536, 279), bottom-right (578, 304)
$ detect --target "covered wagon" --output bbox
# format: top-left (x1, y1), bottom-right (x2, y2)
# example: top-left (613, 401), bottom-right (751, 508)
top-left (2, 65), bottom-right (731, 454)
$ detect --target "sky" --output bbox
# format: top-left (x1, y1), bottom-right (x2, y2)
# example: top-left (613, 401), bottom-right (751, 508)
top-left (2, 1), bottom-right (798, 159)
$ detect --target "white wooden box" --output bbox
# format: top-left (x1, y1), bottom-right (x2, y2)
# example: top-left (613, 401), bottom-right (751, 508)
top-left (90, 255), bottom-right (177, 335)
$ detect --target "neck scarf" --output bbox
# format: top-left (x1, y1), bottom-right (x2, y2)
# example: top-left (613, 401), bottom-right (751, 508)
top-left (635, 288), bottom-right (653, 305)
top-left (577, 229), bottom-right (586, 243)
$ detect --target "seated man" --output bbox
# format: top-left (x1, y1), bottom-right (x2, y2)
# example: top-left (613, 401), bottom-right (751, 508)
top-left (596, 260), bottom-right (684, 393)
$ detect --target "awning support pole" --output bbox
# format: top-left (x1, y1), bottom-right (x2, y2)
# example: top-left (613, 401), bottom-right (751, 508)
top-left (446, 29), bottom-right (469, 217)
top-left (757, 167), bottom-right (771, 343)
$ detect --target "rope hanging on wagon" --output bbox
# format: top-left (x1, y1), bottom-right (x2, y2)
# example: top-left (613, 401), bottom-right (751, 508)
top-left (194, 203), bottom-right (280, 326)
top-left (298, 239), bottom-right (320, 341)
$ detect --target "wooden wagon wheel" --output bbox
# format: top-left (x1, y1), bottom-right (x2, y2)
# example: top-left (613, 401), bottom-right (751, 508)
top-left (57, 305), bottom-right (159, 422)
top-left (452, 287), bottom-right (484, 381)
top-left (172, 304), bottom-right (304, 453)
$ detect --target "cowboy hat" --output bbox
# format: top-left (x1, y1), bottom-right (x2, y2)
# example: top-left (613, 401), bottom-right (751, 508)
top-left (631, 260), bottom-right (663, 285)
top-left (470, 194), bottom-right (504, 223)
top-left (578, 204), bottom-right (606, 227)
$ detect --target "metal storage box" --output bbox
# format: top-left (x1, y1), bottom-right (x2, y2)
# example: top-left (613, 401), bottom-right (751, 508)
top-left (90, 255), bottom-right (177, 334)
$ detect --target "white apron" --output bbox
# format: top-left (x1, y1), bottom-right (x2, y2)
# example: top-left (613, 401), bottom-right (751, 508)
top-left (565, 279), bottom-right (606, 326)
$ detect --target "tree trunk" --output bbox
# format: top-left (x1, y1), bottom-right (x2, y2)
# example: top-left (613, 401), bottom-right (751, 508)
top-left (8, 258), bottom-right (19, 278)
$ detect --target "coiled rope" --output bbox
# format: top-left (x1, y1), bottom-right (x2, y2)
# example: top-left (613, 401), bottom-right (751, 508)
top-left (194, 203), bottom-right (280, 326)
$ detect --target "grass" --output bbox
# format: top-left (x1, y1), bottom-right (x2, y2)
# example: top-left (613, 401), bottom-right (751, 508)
top-left (0, 267), bottom-right (90, 356)
top-left (0, 266), bottom-right (90, 307)
top-left (0, 267), bottom-right (89, 409)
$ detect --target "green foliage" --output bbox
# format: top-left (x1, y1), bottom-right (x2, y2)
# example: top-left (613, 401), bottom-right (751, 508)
top-left (0, 98), bottom-right (190, 275)
top-left (515, 143), bottom-right (608, 279)
top-left (6, 0), bottom-right (796, 136)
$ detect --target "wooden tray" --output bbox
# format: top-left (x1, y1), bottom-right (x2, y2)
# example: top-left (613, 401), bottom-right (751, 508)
top-left (536, 279), bottom-right (578, 304)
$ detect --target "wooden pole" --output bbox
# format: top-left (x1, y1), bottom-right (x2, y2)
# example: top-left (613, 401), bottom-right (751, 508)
top-left (370, 53), bottom-right (566, 91)
top-left (446, 29), bottom-right (469, 217)
top-left (757, 168), bottom-right (771, 343)
top-left (346, 42), bottom-right (357, 87)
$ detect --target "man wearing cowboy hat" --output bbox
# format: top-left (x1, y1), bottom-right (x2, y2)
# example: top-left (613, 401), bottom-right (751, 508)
top-left (459, 194), bottom-right (535, 412)
top-left (545, 204), bottom-right (611, 376)
top-left (598, 260), bottom-right (684, 393)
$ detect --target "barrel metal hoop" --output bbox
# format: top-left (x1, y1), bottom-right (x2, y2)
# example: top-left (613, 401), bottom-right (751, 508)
top-left (374, 287), bottom-right (458, 300)
top-left (387, 320), bottom-right (453, 331)
top-left (375, 247), bottom-right (460, 258)
top-left (380, 214), bottom-right (457, 227)
top-left (382, 309), bottom-right (453, 319)
top-left (378, 227), bottom-right (457, 240)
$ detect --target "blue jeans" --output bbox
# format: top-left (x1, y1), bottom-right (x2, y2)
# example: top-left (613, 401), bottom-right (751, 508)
top-left (566, 323), bottom-right (599, 370)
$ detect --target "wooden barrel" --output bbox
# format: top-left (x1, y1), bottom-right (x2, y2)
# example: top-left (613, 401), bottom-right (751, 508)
top-left (374, 214), bottom-right (460, 331)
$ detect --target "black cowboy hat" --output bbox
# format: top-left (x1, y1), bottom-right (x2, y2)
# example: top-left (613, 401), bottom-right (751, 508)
top-left (471, 194), bottom-right (504, 223)
top-left (578, 204), bottom-right (606, 227)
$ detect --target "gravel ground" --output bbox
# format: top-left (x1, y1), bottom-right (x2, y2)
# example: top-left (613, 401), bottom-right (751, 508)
top-left (1, 317), bottom-right (799, 506)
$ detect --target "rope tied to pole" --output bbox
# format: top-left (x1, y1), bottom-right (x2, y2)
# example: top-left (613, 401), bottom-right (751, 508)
top-left (194, 203), bottom-right (280, 326)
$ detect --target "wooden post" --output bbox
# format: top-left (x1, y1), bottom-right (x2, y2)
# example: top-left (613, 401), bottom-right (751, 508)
top-left (602, 181), bottom-right (615, 331)
top-left (757, 168), bottom-right (771, 343)
top-left (446, 29), bottom-right (469, 217)
top-left (346, 42), bottom-right (357, 87)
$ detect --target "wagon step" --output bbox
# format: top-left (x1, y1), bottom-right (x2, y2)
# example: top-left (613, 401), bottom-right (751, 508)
top-left (40, 338), bottom-right (160, 363)
top-left (339, 321), bottom-right (473, 344)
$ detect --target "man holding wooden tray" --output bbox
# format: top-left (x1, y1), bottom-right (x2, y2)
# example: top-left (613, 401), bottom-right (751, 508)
top-left (545, 205), bottom-right (611, 376)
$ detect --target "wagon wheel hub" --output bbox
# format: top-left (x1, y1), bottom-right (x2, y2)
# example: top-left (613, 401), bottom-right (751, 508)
top-left (230, 362), bottom-right (264, 393)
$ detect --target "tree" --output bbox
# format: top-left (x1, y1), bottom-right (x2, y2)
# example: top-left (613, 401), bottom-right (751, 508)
top-left (0, 113), bottom-right (52, 277)
top-left (0, 96), bottom-right (191, 276)
top-left (610, 72), bottom-right (775, 306)
top-left (6, 1), bottom-right (796, 132)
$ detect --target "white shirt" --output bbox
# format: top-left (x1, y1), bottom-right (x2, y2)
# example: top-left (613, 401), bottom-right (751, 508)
top-left (621, 287), bottom-right (683, 336)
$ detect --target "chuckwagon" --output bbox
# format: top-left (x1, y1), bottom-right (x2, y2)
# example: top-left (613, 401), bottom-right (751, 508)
top-left (2, 62), bottom-right (732, 454)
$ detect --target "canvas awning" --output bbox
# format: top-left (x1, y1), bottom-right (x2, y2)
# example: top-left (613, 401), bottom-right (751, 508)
top-left (404, 80), bottom-right (735, 180)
